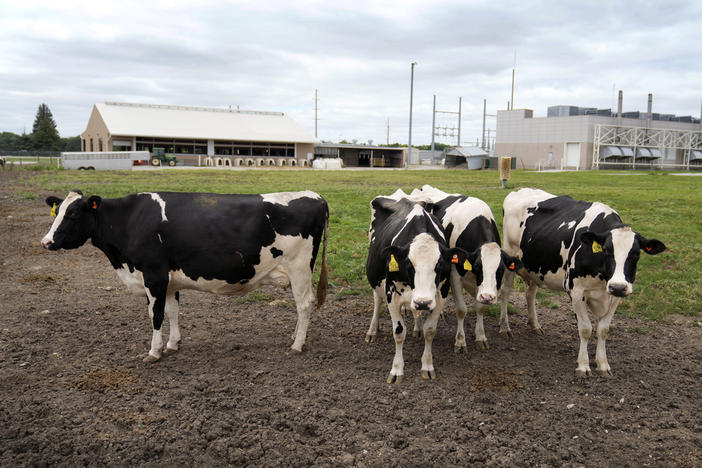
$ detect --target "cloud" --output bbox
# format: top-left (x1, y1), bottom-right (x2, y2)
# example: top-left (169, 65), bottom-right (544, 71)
top-left (0, 0), bottom-right (700, 144)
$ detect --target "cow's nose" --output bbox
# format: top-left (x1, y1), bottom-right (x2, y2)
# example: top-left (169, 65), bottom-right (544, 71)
top-left (413, 299), bottom-right (432, 311)
top-left (608, 283), bottom-right (629, 297)
top-left (41, 238), bottom-right (53, 249)
top-left (478, 293), bottom-right (496, 305)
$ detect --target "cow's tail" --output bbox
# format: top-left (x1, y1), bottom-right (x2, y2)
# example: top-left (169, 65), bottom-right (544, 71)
top-left (316, 205), bottom-right (329, 311)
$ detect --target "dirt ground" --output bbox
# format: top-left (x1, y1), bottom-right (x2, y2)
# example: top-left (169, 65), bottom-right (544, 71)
top-left (1, 171), bottom-right (701, 466)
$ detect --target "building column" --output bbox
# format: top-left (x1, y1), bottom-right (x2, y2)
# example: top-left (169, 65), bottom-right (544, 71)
top-left (207, 140), bottom-right (215, 156)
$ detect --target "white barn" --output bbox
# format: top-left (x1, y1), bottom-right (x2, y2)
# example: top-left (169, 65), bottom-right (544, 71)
top-left (81, 102), bottom-right (316, 167)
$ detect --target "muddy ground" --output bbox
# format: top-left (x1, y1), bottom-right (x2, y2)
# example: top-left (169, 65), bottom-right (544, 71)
top-left (1, 171), bottom-right (701, 466)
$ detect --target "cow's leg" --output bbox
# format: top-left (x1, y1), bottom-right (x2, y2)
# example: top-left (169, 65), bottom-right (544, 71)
top-left (499, 269), bottom-right (515, 337)
top-left (474, 302), bottom-right (489, 350)
top-left (387, 300), bottom-right (406, 384)
top-left (365, 287), bottom-right (384, 343)
top-left (288, 268), bottom-right (315, 353)
top-left (163, 291), bottom-right (181, 355)
top-left (451, 271), bottom-right (468, 353)
top-left (420, 306), bottom-right (443, 380)
top-left (572, 292), bottom-right (593, 377)
top-left (143, 275), bottom-right (169, 363)
top-left (412, 309), bottom-right (423, 338)
top-left (526, 281), bottom-right (544, 335)
top-left (592, 295), bottom-right (620, 377)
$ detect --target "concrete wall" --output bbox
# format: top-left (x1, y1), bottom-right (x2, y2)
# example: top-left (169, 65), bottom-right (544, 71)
top-left (296, 143), bottom-right (314, 161)
top-left (80, 105), bottom-right (110, 152)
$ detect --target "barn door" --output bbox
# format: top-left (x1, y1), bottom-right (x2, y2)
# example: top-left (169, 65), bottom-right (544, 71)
top-left (565, 143), bottom-right (580, 168)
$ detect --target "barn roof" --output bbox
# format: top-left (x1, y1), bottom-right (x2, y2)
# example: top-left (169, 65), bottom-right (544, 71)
top-left (93, 102), bottom-right (315, 143)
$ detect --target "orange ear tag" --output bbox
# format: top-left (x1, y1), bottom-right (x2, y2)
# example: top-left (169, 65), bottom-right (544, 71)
top-left (508, 262), bottom-right (516, 271)
top-left (645, 246), bottom-right (652, 252)
top-left (92, 201), bottom-right (98, 210)
top-left (451, 254), bottom-right (459, 264)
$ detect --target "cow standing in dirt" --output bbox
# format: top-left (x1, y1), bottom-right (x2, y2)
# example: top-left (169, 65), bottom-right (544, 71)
top-left (409, 185), bottom-right (520, 352)
top-left (41, 190), bottom-right (328, 362)
top-left (365, 192), bottom-right (466, 383)
top-left (500, 188), bottom-right (665, 376)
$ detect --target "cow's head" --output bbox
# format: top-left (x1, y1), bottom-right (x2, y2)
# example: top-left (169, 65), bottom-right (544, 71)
top-left (41, 191), bottom-right (102, 250)
top-left (455, 242), bottom-right (521, 304)
top-left (386, 233), bottom-right (467, 312)
top-left (580, 227), bottom-right (665, 297)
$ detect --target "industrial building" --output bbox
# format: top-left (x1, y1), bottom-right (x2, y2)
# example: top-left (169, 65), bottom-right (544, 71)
top-left (495, 93), bottom-right (702, 170)
top-left (81, 102), bottom-right (316, 167)
top-left (313, 143), bottom-right (405, 168)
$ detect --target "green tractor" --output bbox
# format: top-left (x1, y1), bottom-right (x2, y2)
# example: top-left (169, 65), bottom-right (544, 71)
top-left (150, 147), bottom-right (178, 167)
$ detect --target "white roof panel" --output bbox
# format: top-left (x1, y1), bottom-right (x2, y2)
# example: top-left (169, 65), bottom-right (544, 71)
top-left (96, 102), bottom-right (315, 143)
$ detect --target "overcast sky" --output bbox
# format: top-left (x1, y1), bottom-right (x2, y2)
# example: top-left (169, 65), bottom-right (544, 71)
top-left (1, 0), bottom-right (701, 146)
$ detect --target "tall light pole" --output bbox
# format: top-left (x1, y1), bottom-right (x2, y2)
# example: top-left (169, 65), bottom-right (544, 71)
top-left (407, 61), bottom-right (417, 168)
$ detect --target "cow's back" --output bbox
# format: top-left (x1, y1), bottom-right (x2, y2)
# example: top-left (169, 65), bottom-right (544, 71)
top-left (150, 191), bottom-right (326, 286)
top-left (502, 188), bottom-right (555, 256)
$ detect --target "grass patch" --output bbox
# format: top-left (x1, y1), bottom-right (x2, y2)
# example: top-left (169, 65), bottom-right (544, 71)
top-left (234, 290), bottom-right (272, 304)
top-left (535, 290), bottom-right (560, 309)
top-left (23, 168), bottom-right (702, 321)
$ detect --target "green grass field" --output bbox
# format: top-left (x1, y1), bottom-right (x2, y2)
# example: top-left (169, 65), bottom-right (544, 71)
top-left (20, 165), bottom-right (702, 320)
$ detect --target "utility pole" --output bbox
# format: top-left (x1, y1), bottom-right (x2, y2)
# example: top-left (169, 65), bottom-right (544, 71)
top-left (407, 61), bottom-right (417, 168)
top-left (510, 51), bottom-right (516, 110)
top-left (431, 95), bottom-right (436, 152)
top-left (314, 89), bottom-right (319, 138)
top-left (386, 118), bottom-right (390, 145)
top-left (457, 97), bottom-right (462, 147)
top-left (482, 99), bottom-right (487, 149)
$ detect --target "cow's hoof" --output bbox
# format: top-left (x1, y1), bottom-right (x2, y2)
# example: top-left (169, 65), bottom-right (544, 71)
top-left (421, 369), bottom-right (436, 380)
top-left (575, 368), bottom-right (592, 377)
top-left (143, 354), bottom-right (160, 363)
top-left (365, 333), bottom-right (376, 343)
top-left (597, 368), bottom-right (613, 378)
top-left (532, 326), bottom-right (545, 336)
top-left (454, 344), bottom-right (467, 354)
top-left (475, 340), bottom-right (489, 350)
top-left (387, 374), bottom-right (404, 384)
top-left (163, 346), bottom-right (178, 356)
top-left (413, 330), bottom-right (422, 338)
top-left (286, 347), bottom-right (303, 356)
top-left (499, 328), bottom-right (513, 339)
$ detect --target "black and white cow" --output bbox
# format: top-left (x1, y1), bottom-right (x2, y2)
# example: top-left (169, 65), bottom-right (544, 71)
top-left (41, 190), bottom-right (328, 362)
top-left (365, 190), bottom-right (467, 383)
top-left (499, 188), bottom-right (665, 376)
top-left (409, 185), bottom-right (520, 352)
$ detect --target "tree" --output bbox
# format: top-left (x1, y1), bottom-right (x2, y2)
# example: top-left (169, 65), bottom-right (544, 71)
top-left (60, 136), bottom-right (81, 152)
top-left (17, 132), bottom-right (33, 150)
top-left (0, 132), bottom-right (19, 151)
top-left (32, 104), bottom-right (57, 134)
top-left (31, 104), bottom-right (60, 151)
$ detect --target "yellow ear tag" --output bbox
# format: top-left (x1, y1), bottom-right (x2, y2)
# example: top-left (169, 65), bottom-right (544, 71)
top-left (592, 241), bottom-right (603, 254)
top-left (388, 255), bottom-right (399, 272)
top-left (50, 203), bottom-right (57, 218)
top-left (464, 259), bottom-right (472, 271)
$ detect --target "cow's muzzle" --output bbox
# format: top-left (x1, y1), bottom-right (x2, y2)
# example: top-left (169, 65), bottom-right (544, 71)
top-left (608, 283), bottom-right (631, 297)
top-left (41, 237), bottom-right (54, 250)
top-left (412, 299), bottom-right (433, 311)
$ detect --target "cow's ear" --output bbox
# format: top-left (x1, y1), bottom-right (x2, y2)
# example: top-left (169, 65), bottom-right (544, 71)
top-left (501, 251), bottom-right (521, 271)
top-left (637, 235), bottom-right (666, 255)
top-left (86, 195), bottom-right (102, 211)
top-left (580, 231), bottom-right (607, 253)
top-left (384, 245), bottom-right (409, 273)
top-left (386, 245), bottom-right (409, 262)
top-left (447, 247), bottom-right (474, 274)
top-left (46, 196), bottom-right (63, 207)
